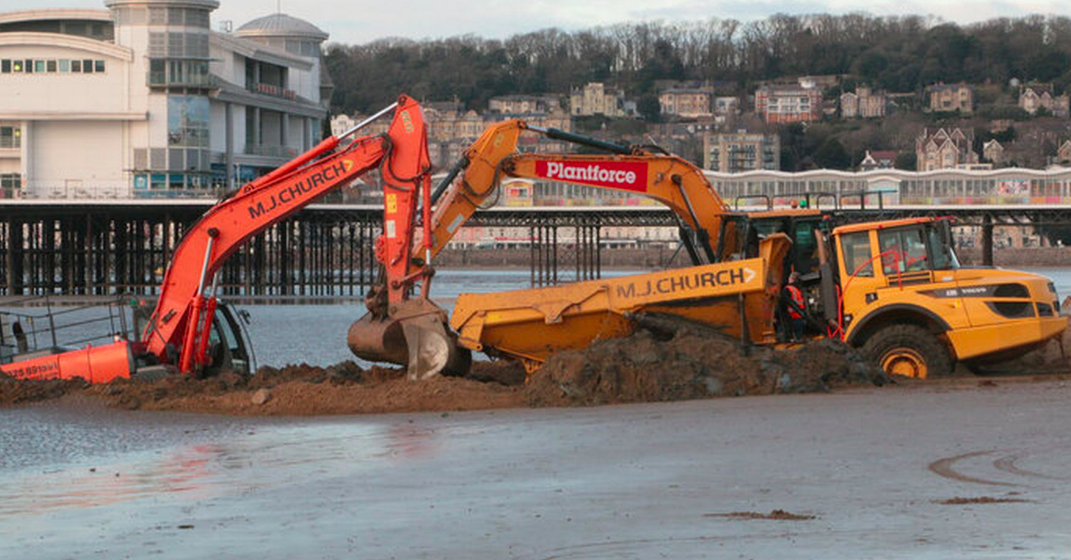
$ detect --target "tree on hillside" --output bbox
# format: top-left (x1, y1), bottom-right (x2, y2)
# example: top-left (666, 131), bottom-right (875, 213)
top-left (636, 94), bottom-right (661, 122)
top-left (895, 152), bottom-right (917, 171)
top-left (323, 14), bottom-right (1071, 116)
top-left (812, 138), bottom-right (852, 169)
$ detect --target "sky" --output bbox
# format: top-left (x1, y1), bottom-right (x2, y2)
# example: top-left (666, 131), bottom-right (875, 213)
top-left (11, 0), bottom-right (1071, 44)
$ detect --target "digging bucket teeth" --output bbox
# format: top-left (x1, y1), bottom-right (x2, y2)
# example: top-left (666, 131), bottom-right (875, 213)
top-left (348, 299), bottom-right (471, 379)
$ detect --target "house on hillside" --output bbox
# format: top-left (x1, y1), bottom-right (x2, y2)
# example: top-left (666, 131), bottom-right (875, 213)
top-left (859, 150), bottom-right (897, 170)
top-left (713, 97), bottom-right (740, 115)
top-left (659, 88), bottom-right (713, 119)
top-left (1019, 84), bottom-right (1070, 118)
top-left (915, 128), bottom-right (979, 171)
top-left (1055, 140), bottom-right (1071, 165)
top-left (926, 83), bottom-right (974, 114)
top-left (569, 82), bottom-right (629, 117)
top-left (840, 87), bottom-right (886, 119)
top-left (983, 139), bottom-right (1005, 165)
top-left (488, 94), bottom-right (561, 114)
top-left (755, 84), bottom-right (822, 124)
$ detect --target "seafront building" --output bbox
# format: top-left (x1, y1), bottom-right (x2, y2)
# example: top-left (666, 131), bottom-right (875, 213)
top-left (444, 166), bottom-right (1071, 250)
top-left (0, 1), bottom-right (330, 199)
top-left (705, 166), bottom-right (1071, 207)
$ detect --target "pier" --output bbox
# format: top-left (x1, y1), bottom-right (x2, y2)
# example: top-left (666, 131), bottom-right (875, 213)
top-left (2, 199), bottom-right (1071, 298)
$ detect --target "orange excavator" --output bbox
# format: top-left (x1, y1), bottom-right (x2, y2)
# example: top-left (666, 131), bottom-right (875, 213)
top-left (1, 94), bottom-right (458, 382)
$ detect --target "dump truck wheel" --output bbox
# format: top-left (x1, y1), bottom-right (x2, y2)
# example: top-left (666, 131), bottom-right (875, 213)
top-left (861, 324), bottom-right (952, 379)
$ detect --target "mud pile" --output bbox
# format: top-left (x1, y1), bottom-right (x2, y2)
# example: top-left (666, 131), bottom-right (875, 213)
top-left (525, 327), bottom-right (888, 407)
top-left (3, 327), bottom-right (888, 415)
top-left (78, 361), bottom-right (524, 415)
top-left (0, 376), bottom-right (87, 406)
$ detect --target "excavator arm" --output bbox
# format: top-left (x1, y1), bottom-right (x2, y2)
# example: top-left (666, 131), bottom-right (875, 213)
top-left (500, 151), bottom-right (735, 263)
top-left (414, 120), bottom-right (739, 267)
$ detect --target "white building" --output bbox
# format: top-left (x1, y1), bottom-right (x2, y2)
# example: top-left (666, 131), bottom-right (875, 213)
top-left (705, 167), bottom-right (1071, 209)
top-left (0, 1), bottom-right (331, 199)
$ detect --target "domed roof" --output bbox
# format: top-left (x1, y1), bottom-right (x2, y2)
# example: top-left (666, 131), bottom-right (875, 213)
top-left (235, 13), bottom-right (328, 41)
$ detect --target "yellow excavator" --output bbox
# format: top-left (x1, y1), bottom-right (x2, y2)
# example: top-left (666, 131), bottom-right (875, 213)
top-left (350, 120), bottom-right (1066, 379)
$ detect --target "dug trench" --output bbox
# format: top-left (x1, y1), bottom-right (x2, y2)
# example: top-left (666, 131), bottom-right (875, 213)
top-left (2, 323), bottom-right (1068, 416)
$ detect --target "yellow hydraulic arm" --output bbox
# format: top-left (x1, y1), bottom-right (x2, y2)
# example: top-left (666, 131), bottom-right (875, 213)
top-left (416, 120), bottom-right (740, 265)
top-left (500, 150), bottom-right (735, 262)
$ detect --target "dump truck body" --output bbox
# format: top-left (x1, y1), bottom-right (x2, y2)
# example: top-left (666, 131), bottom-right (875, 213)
top-left (451, 236), bottom-right (791, 370)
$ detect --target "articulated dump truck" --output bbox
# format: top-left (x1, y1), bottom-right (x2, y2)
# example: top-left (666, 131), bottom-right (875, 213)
top-left (386, 120), bottom-right (1066, 379)
top-left (452, 215), bottom-right (1066, 378)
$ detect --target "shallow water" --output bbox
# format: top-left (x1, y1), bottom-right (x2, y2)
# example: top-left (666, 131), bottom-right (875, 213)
top-left (232, 266), bottom-right (1071, 367)
top-left (5, 267), bottom-right (1070, 368)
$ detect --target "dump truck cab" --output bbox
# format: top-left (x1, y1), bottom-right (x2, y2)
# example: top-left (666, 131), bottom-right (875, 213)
top-left (829, 217), bottom-right (1065, 377)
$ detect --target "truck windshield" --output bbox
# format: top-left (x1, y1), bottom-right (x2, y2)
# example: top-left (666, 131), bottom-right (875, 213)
top-left (927, 222), bottom-right (960, 270)
top-left (880, 227), bottom-right (929, 274)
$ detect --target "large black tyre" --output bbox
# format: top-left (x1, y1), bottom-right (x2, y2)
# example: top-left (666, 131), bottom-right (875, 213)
top-left (860, 324), bottom-right (953, 379)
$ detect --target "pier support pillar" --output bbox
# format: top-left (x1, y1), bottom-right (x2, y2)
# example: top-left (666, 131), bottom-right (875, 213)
top-left (982, 215), bottom-right (994, 266)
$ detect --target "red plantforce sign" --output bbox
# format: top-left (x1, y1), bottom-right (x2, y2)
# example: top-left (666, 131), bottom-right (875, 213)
top-left (535, 160), bottom-right (648, 193)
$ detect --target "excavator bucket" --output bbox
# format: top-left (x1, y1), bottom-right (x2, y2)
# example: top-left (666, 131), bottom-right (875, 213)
top-left (347, 299), bottom-right (471, 379)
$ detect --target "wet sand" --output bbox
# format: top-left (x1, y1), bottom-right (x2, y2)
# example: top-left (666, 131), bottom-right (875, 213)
top-left (2, 379), bottom-right (1070, 559)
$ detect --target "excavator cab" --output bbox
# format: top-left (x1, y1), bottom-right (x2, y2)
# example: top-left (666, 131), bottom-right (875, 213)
top-left (206, 303), bottom-right (255, 376)
top-left (132, 299), bottom-right (255, 377)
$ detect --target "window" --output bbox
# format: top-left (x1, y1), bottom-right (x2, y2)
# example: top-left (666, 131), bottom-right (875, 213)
top-left (879, 227), bottom-right (928, 275)
top-left (168, 95), bottom-right (210, 147)
top-left (12, 60), bottom-right (23, 72)
top-left (95, 60), bottom-right (105, 73)
top-left (33, 60), bottom-right (45, 73)
top-left (168, 32), bottom-right (184, 56)
top-left (168, 7), bottom-right (185, 25)
top-left (59, 59), bottom-right (69, 73)
top-left (841, 232), bottom-right (873, 277)
top-left (187, 10), bottom-right (209, 28)
top-left (927, 224), bottom-right (958, 271)
top-left (0, 173), bottom-right (21, 190)
top-left (71, 60), bottom-right (81, 72)
top-left (24, 59), bottom-right (33, 73)
top-left (1, 60), bottom-right (9, 73)
top-left (46, 60), bottom-right (57, 72)
top-left (0, 126), bottom-right (20, 149)
top-left (148, 59), bottom-right (165, 84)
top-left (82, 59), bottom-right (93, 73)
top-left (149, 32), bottom-right (166, 56)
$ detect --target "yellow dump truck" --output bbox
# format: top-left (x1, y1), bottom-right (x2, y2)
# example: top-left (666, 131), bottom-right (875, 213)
top-left (351, 120), bottom-right (1067, 378)
top-left (451, 213), bottom-right (1065, 378)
